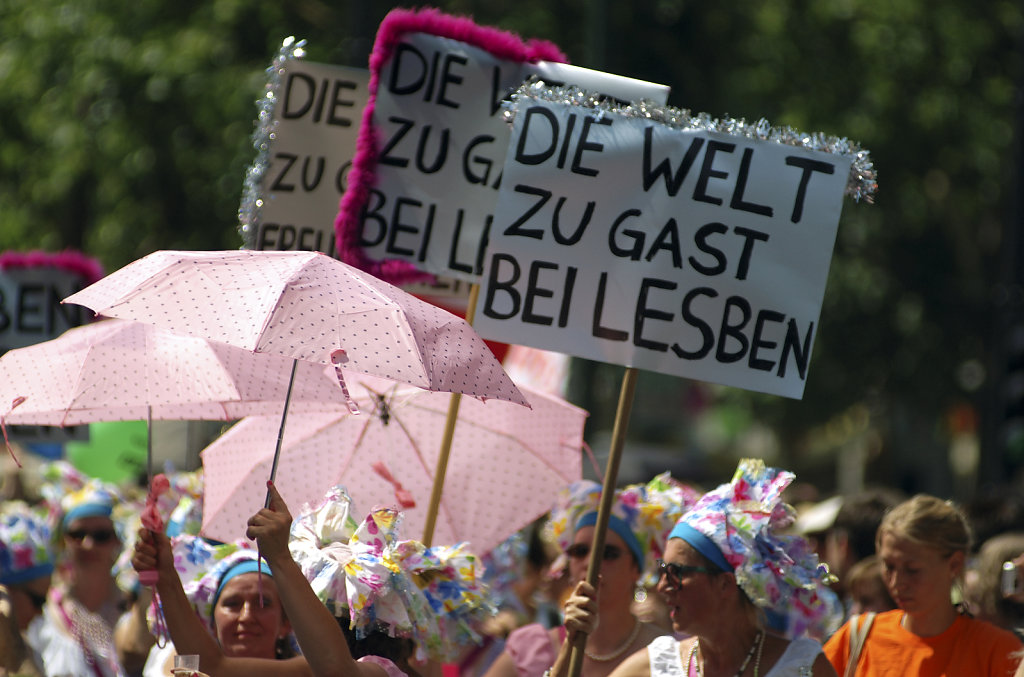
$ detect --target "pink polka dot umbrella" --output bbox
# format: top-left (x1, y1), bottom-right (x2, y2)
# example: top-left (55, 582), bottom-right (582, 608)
top-left (63, 250), bottom-right (527, 406)
top-left (62, 251), bottom-right (530, 513)
top-left (0, 317), bottom-right (364, 427)
top-left (199, 374), bottom-right (586, 553)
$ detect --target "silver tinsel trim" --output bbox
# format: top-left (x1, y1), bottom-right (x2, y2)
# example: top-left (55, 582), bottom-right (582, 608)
top-left (237, 36), bottom-right (308, 248)
top-left (503, 80), bottom-right (877, 204)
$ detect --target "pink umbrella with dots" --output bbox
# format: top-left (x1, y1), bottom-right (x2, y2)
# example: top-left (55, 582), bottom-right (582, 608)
top-left (62, 250), bottom-right (529, 506)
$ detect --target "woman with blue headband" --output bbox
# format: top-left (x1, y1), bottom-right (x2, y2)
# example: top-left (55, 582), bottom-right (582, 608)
top-left (604, 459), bottom-right (841, 677)
top-left (135, 481), bottom-right (493, 677)
top-left (485, 473), bottom-right (695, 677)
top-left (0, 502), bottom-right (54, 676)
top-left (133, 530), bottom-right (301, 675)
top-left (40, 476), bottom-right (131, 677)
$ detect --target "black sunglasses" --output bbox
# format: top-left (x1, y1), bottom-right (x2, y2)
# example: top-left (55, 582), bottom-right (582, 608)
top-left (656, 558), bottom-right (714, 586)
top-left (566, 543), bottom-right (623, 561)
top-left (66, 528), bottom-right (117, 544)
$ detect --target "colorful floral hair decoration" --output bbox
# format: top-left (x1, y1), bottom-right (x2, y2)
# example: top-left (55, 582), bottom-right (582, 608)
top-left (60, 478), bottom-right (121, 528)
top-left (669, 458), bottom-right (843, 639)
top-left (545, 472), bottom-right (699, 586)
top-left (165, 536), bottom-right (262, 637)
top-left (288, 485), bottom-right (494, 662)
top-left (0, 502), bottom-right (54, 585)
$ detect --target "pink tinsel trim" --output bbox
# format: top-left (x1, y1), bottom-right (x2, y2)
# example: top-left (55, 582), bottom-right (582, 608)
top-left (335, 7), bottom-right (568, 284)
top-left (0, 250), bottom-right (105, 284)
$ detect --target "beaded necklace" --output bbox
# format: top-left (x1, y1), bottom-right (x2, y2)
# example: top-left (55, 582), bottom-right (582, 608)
top-left (686, 629), bottom-right (764, 677)
top-left (584, 618), bottom-right (641, 662)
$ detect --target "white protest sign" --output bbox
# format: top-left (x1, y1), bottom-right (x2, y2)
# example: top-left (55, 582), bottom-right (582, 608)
top-left (351, 31), bottom-right (670, 283)
top-left (252, 60), bottom-right (369, 255)
top-left (475, 95), bottom-right (858, 399)
top-left (0, 267), bottom-right (91, 352)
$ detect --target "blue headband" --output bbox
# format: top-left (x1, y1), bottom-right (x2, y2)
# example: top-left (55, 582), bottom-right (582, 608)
top-left (0, 561), bottom-right (54, 586)
top-left (213, 559), bottom-right (274, 608)
top-left (668, 523), bottom-right (733, 573)
top-left (63, 503), bottom-right (114, 528)
top-left (575, 512), bottom-right (644, 568)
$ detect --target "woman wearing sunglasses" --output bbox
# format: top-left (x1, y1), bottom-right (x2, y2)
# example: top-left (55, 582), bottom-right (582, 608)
top-left (604, 459), bottom-right (841, 677)
top-left (39, 477), bottom-right (134, 677)
top-left (484, 473), bottom-right (697, 677)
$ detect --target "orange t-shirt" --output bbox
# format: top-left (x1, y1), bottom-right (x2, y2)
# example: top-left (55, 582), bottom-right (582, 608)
top-left (824, 609), bottom-right (1022, 676)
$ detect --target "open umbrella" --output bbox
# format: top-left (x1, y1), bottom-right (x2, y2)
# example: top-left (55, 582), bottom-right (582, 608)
top-left (199, 375), bottom-right (586, 552)
top-left (0, 317), bottom-right (360, 426)
top-left (63, 250), bottom-right (528, 406)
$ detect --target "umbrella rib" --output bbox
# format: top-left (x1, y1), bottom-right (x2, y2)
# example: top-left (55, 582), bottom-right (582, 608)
top-left (386, 406), bottom-right (462, 538)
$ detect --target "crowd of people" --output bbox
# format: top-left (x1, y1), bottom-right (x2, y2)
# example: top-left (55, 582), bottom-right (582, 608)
top-left (3, 454), bottom-right (1024, 677)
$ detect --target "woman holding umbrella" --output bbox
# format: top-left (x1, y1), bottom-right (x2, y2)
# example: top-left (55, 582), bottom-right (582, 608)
top-left (572, 459), bottom-right (842, 677)
top-left (484, 473), bottom-right (696, 677)
top-left (133, 532), bottom-right (304, 675)
top-left (135, 482), bottom-right (492, 677)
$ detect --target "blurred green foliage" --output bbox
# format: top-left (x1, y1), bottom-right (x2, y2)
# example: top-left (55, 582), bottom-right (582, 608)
top-left (1, 0), bottom-right (1022, 493)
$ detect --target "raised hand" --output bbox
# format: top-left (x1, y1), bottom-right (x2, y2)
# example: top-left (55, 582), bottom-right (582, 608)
top-left (131, 526), bottom-right (174, 577)
top-left (245, 481), bottom-right (293, 565)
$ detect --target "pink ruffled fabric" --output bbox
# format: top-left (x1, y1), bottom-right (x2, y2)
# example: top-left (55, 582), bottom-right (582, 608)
top-left (0, 249), bottom-right (104, 284)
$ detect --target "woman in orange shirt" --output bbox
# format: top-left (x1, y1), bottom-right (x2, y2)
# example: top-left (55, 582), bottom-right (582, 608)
top-left (824, 494), bottom-right (1022, 676)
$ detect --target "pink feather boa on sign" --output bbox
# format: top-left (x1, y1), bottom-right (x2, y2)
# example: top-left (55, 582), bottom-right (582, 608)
top-left (334, 7), bottom-right (567, 285)
top-left (0, 249), bottom-right (105, 284)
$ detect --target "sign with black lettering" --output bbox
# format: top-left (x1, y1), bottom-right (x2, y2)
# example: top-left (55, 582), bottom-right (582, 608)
top-left (0, 256), bottom-right (96, 352)
top-left (476, 91), bottom-right (875, 399)
top-left (335, 10), bottom-right (670, 285)
top-left (250, 59), bottom-right (370, 255)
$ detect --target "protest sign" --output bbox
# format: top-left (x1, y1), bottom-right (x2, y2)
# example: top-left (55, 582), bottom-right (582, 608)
top-left (335, 8), bottom-right (670, 285)
top-left (0, 250), bottom-right (102, 444)
top-left (475, 86), bottom-right (876, 399)
top-left (240, 39), bottom-right (369, 256)
top-left (0, 251), bottom-right (101, 353)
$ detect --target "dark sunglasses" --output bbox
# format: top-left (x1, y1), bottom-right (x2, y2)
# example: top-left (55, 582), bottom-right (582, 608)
top-left (66, 528), bottom-right (117, 544)
top-left (566, 543), bottom-right (623, 561)
top-left (656, 558), bottom-right (714, 586)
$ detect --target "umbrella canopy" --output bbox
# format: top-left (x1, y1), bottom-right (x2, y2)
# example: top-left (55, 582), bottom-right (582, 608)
top-left (200, 376), bottom-right (586, 553)
top-left (63, 250), bottom-right (528, 407)
top-left (0, 318), bottom-right (354, 425)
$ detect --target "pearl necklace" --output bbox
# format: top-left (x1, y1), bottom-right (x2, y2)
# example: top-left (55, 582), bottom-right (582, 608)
top-left (584, 618), bottom-right (641, 662)
top-left (686, 629), bottom-right (764, 677)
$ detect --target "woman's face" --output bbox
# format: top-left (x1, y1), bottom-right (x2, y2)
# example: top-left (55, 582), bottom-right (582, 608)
top-left (568, 525), bottom-right (639, 607)
top-left (878, 531), bottom-right (962, 618)
top-left (656, 538), bottom-right (719, 635)
top-left (212, 572), bottom-right (290, 659)
top-left (64, 515), bottom-right (120, 570)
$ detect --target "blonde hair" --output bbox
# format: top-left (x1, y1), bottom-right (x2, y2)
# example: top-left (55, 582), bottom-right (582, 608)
top-left (876, 494), bottom-right (972, 557)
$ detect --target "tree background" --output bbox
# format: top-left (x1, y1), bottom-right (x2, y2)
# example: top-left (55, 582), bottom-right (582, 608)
top-left (2, 0), bottom-right (1022, 502)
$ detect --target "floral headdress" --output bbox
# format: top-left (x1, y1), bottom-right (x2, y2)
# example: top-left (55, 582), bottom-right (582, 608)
top-left (0, 501), bottom-right (54, 585)
top-left (60, 477), bottom-right (122, 529)
top-left (545, 472), bottom-right (699, 586)
top-left (669, 458), bottom-right (842, 639)
top-left (155, 536), bottom-right (264, 638)
top-left (37, 460), bottom-right (89, 530)
top-left (288, 485), bottom-right (494, 662)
